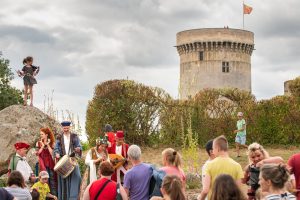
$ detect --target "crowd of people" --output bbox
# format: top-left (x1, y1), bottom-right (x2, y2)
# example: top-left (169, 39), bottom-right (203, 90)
top-left (0, 112), bottom-right (300, 200)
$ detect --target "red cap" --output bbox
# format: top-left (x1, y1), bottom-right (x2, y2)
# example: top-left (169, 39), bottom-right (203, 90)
top-left (116, 131), bottom-right (124, 139)
top-left (14, 142), bottom-right (30, 150)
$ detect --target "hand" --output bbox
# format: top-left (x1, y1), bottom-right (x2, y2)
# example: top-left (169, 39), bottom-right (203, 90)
top-left (53, 196), bottom-right (58, 200)
top-left (256, 160), bottom-right (264, 167)
top-left (75, 147), bottom-right (81, 153)
top-left (234, 130), bottom-right (238, 133)
top-left (56, 153), bottom-right (60, 159)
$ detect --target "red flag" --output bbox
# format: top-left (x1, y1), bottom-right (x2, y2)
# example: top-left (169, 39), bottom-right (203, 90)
top-left (243, 4), bottom-right (253, 14)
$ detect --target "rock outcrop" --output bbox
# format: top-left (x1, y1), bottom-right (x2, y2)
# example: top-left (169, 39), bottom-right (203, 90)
top-left (0, 105), bottom-right (61, 176)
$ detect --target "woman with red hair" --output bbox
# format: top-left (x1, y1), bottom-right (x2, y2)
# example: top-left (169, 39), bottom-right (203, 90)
top-left (36, 127), bottom-right (57, 196)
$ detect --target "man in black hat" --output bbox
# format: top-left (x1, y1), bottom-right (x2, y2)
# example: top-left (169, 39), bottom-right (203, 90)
top-left (53, 121), bottom-right (82, 200)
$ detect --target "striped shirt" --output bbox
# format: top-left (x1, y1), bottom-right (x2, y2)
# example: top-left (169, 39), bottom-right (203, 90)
top-left (265, 192), bottom-right (296, 200)
top-left (5, 187), bottom-right (32, 200)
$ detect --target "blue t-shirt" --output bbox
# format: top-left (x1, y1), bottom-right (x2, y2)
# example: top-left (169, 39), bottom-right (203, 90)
top-left (124, 163), bottom-right (152, 200)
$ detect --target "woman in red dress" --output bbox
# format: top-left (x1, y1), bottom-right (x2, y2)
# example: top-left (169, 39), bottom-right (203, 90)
top-left (36, 127), bottom-right (57, 196)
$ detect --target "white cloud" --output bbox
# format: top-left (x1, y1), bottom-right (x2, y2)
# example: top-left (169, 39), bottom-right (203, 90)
top-left (1, 0), bottom-right (300, 135)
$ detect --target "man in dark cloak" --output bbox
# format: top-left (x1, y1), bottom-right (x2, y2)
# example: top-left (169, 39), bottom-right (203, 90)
top-left (53, 121), bottom-right (82, 200)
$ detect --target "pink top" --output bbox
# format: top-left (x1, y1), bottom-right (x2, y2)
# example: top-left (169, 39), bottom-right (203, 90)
top-left (160, 166), bottom-right (186, 183)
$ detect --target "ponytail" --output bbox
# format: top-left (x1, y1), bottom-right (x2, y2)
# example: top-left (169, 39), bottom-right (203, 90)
top-left (162, 148), bottom-right (182, 168)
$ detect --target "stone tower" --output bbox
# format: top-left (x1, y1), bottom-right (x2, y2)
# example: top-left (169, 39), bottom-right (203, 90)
top-left (176, 28), bottom-right (254, 99)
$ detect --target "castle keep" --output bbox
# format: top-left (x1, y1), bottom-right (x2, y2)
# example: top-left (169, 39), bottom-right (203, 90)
top-left (176, 28), bottom-right (254, 99)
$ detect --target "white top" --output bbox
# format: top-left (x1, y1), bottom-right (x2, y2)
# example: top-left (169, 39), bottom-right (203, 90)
top-left (85, 148), bottom-right (108, 183)
top-left (116, 145), bottom-right (122, 155)
top-left (15, 153), bottom-right (33, 182)
top-left (202, 159), bottom-right (212, 200)
top-left (5, 186), bottom-right (32, 200)
top-left (64, 134), bottom-right (70, 155)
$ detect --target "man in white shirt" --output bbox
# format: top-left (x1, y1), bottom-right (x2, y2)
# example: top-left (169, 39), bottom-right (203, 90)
top-left (8, 142), bottom-right (35, 183)
top-left (54, 121), bottom-right (82, 200)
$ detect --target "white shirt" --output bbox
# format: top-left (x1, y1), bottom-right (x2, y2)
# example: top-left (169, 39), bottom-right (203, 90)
top-left (64, 134), bottom-right (70, 155)
top-left (116, 145), bottom-right (122, 155)
top-left (15, 153), bottom-right (33, 182)
top-left (202, 159), bottom-right (213, 200)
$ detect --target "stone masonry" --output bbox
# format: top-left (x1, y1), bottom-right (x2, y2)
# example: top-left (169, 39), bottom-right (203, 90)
top-left (176, 28), bottom-right (254, 99)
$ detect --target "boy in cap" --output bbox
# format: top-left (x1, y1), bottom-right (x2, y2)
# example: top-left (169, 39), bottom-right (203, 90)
top-left (85, 137), bottom-right (109, 183)
top-left (8, 142), bottom-right (36, 183)
top-left (53, 121), bottom-right (82, 200)
top-left (234, 112), bottom-right (248, 157)
top-left (31, 171), bottom-right (58, 200)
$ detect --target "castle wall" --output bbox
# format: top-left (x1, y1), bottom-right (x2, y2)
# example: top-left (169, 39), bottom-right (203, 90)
top-left (176, 28), bottom-right (254, 99)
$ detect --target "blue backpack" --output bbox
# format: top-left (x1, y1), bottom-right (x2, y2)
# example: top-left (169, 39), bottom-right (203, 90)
top-left (149, 165), bottom-right (166, 197)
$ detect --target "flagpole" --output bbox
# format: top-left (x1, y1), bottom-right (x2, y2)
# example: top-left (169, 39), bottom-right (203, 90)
top-left (243, 0), bottom-right (244, 29)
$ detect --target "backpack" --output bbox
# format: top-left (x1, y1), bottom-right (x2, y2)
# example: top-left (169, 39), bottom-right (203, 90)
top-left (149, 165), bottom-right (166, 197)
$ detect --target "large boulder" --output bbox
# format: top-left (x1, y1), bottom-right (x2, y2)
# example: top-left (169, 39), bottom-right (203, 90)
top-left (0, 105), bottom-right (61, 176)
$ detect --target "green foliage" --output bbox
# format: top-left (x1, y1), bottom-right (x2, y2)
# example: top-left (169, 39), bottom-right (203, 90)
top-left (0, 57), bottom-right (23, 110)
top-left (0, 177), bottom-right (7, 187)
top-left (86, 79), bottom-right (300, 146)
top-left (81, 141), bottom-right (90, 151)
top-left (86, 79), bottom-right (170, 145)
top-left (289, 77), bottom-right (300, 97)
top-left (78, 158), bottom-right (87, 177)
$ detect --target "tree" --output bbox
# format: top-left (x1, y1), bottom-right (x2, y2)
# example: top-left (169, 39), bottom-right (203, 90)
top-left (0, 56), bottom-right (23, 110)
top-left (289, 76), bottom-right (300, 97)
top-left (86, 79), bottom-right (170, 145)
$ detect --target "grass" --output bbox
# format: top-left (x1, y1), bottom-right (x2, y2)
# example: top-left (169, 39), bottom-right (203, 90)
top-left (141, 146), bottom-right (300, 191)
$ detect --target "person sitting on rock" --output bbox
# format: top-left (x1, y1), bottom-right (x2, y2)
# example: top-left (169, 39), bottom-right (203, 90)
top-left (85, 137), bottom-right (109, 184)
top-left (8, 142), bottom-right (36, 184)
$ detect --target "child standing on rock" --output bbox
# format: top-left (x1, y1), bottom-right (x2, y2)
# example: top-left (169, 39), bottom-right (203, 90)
top-left (17, 56), bottom-right (40, 106)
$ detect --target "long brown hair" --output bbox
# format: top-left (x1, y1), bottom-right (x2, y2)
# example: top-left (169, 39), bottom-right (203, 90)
top-left (161, 175), bottom-right (185, 200)
top-left (211, 174), bottom-right (246, 200)
top-left (40, 127), bottom-right (55, 147)
top-left (162, 148), bottom-right (182, 168)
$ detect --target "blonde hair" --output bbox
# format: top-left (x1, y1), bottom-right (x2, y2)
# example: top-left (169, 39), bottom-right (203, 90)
top-left (162, 148), bottom-right (182, 168)
top-left (247, 142), bottom-right (269, 164)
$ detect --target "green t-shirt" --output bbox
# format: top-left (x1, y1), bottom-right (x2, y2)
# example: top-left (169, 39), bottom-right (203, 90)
top-left (236, 119), bottom-right (246, 136)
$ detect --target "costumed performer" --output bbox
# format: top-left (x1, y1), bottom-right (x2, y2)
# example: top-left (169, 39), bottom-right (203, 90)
top-left (85, 137), bottom-right (109, 184)
top-left (108, 130), bottom-right (129, 183)
top-left (53, 121), bottom-right (82, 200)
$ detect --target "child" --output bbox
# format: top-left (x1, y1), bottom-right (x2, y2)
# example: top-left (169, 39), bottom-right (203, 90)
top-left (31, 171), bottom-right (57, 200)
top-left (242, 142), bottom-right (283, 200)
top-left (17, 56), bottom-right (39, 106)
top-left (150, 175), bottom-right (186, 200)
